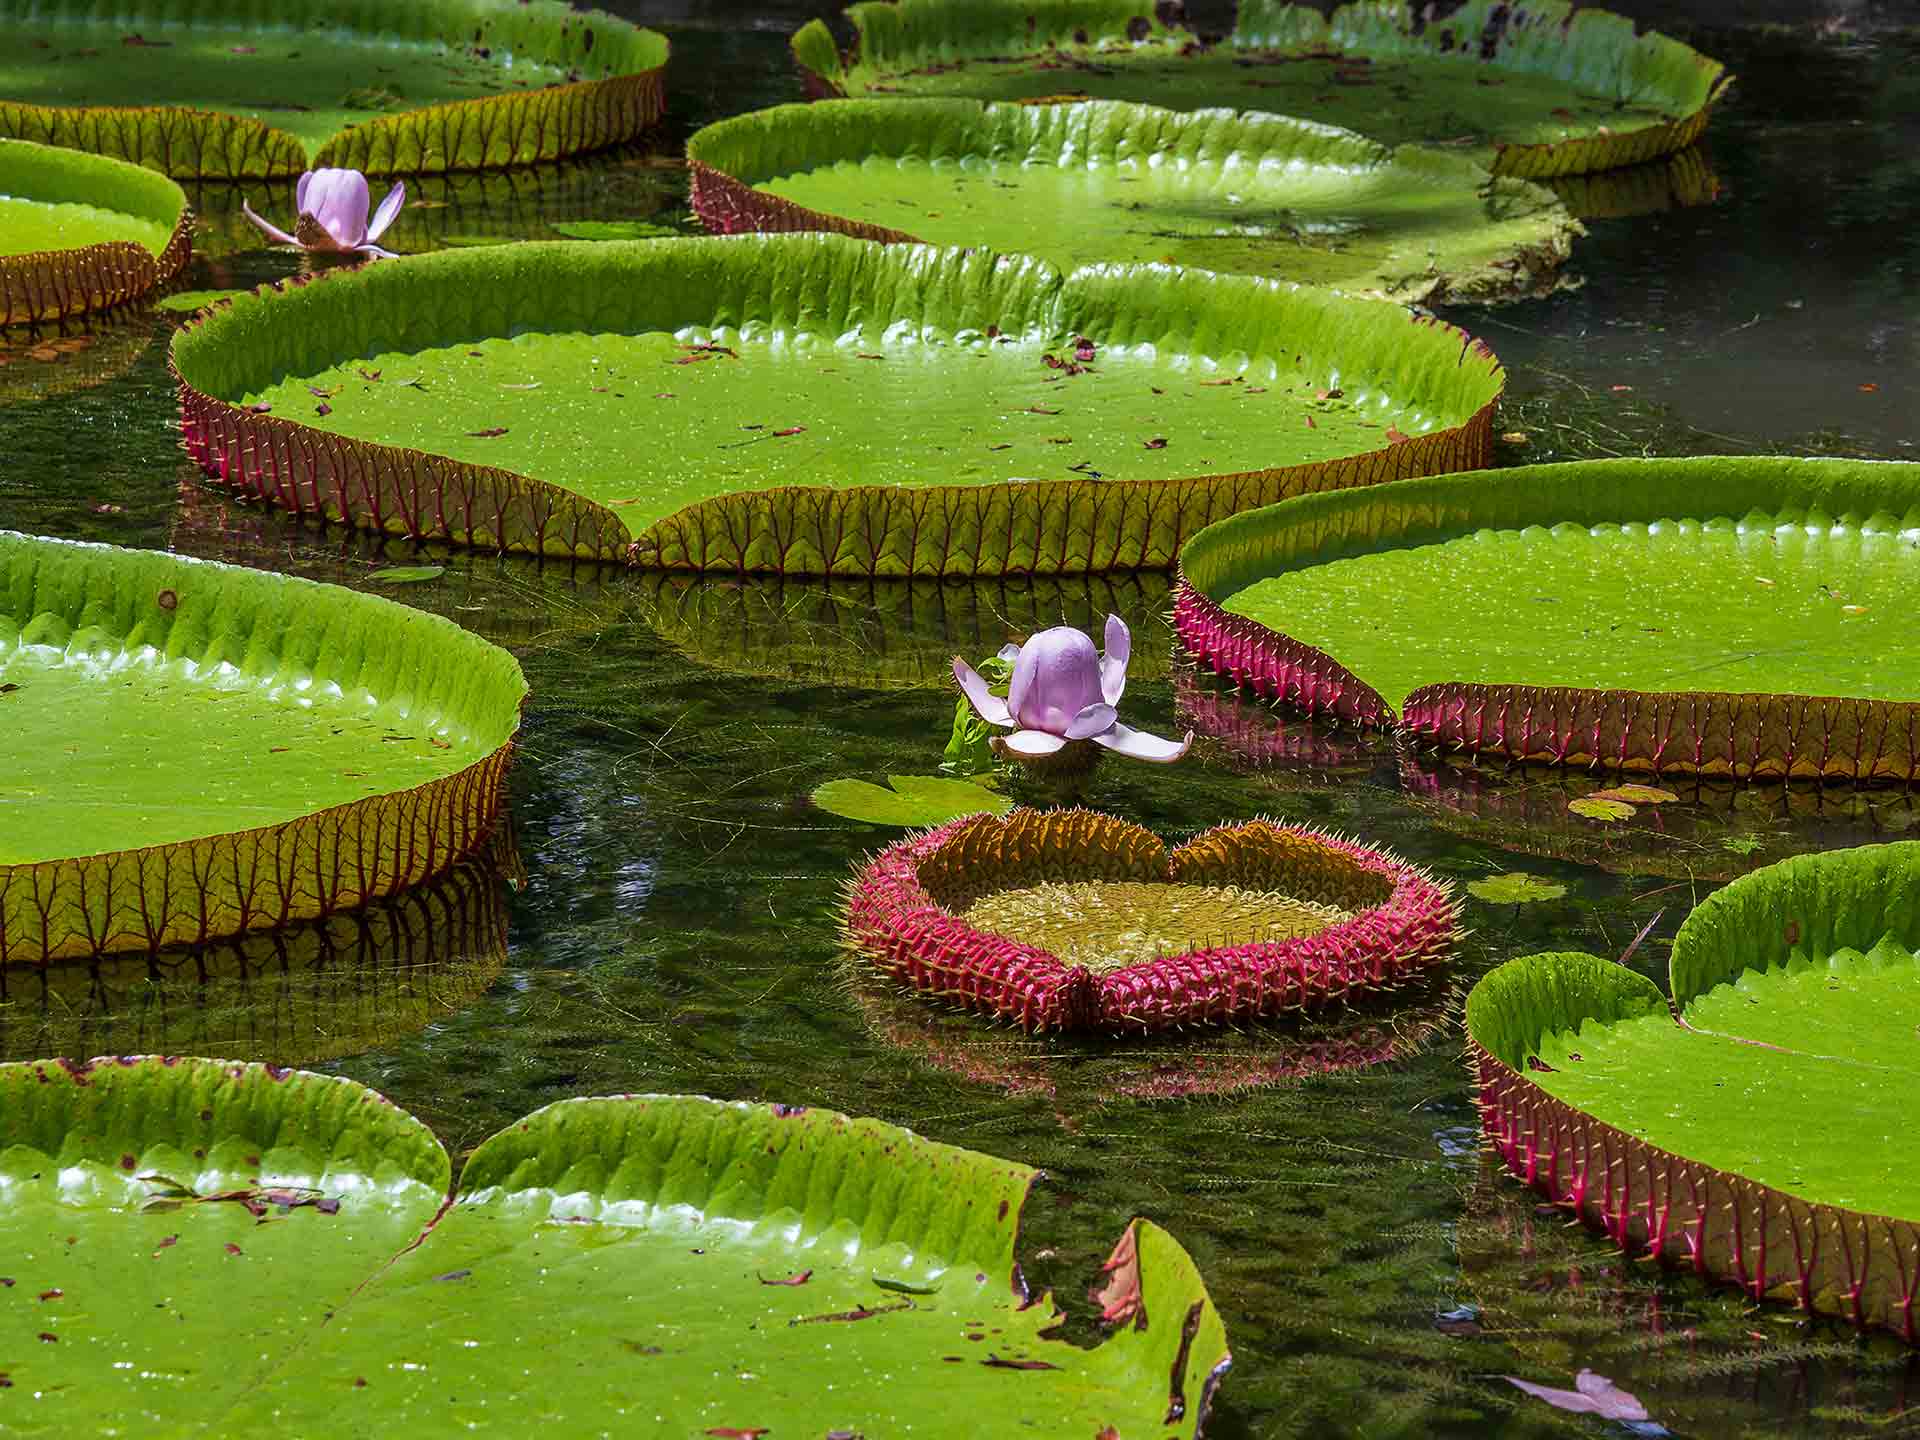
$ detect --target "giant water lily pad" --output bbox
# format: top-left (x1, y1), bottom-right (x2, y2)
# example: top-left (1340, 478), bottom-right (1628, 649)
top-left (844, 808), bottom-right (1458, 1032)
top-left (171, 233), bottom-right (1505, 574)
top-left (0, 138), bottom-right (190, 324)
top-left (0, 839), bottom-right (512, 1064)
top-left (1466, 842), bottom-right (1920, 1339)
top-left (792, 0), bottom-right (1729, 178)
top-left (689, 98), bottom-right (1579, 305)
top-left (0, 0), bottom-right (667, 180)
top-left (0, 1057), bottom-right (1229, 1433)
top-left (0, 533), bottom-right (525, 963)
top-left (1176, 457), bottom-right (1920, 781)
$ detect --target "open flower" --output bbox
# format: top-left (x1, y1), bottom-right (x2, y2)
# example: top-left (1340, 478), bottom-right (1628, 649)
top-left (954, 616), bottom-right (1191, 763)
top-left (243, 169), bottom-right (405, 258)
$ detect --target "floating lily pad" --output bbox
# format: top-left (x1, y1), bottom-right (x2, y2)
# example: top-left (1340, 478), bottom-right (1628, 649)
top-left (845, 808), bottom-right (1458, 1032)
top-left (0, 532), bottom-right (525, 963)
top-left (791, 0), bottom-right (1730, 178)
top-left (172, 233), bottom-right (1506, 574)
top-left (154, 287), bottom-right (250, 315)
top-left (689, 98), bottom-right (1578, 305)
top-left (814, 773), bottom-right (1013, 827)
top-left (0, 0), bottom-right (668, 179)
top-left (1465, 872), bottom-right (1566, 905)
top-left (548, 217), bottom-right (687, 241)
top-left (1466, 842), bottom-right (1920, 1338)
top-left (366, 564), bottom-right (447, 585)
top-left (1566, 796), bottom-right (1634, 822)
top-left (0, 137), bottom-right (191, 324)
top-left (0, 1056), bottom-right (1229, 1434)
top-left (1176, 457), bottom-right (1920, 781)
top-left (0, 839), bottom-right (512, 1064)
top-left (634, 571), bottom-right (1175, 689)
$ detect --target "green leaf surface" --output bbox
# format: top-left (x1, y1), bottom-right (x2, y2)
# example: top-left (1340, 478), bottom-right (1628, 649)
top-left (0, 0), bottom-right (668, 178)
top-left (814, 772), bottom-right (1012, 827)
top-left (1566, 796), bottom-right (1634, 821)
top-left (0, 532), bottom-right (525, 961)
top-left (795, 0), bottom-right (1728, 176)
top-left (1470, 844), bottom-right (1920, 1220)
top-left (1183, 458), bottom-right (1920, 776)
top-left (155, 286), bottom-right (250, 314)
top-left (171, 232), bottom-right (1505, 571)
top-left (691, 98), bottom-right (1579, 304)
top-left (366, 564), bottom-right (446, 584)
top-left (548, 217), bottom-right (686, 241)
top-left (0, 1061), bottom-right (1228, 1436)
top-left (1466, 872), bottom-right (1565, 905)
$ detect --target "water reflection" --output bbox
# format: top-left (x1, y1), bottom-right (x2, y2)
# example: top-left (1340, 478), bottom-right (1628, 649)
top-left (0, 833), bottom-right (516, 1066)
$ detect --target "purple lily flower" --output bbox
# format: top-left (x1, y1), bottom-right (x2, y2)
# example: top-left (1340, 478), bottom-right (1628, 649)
top-left (953, 615), bottom-right (1192, 764)
top-left (243, 169), bottom-right (405, 259)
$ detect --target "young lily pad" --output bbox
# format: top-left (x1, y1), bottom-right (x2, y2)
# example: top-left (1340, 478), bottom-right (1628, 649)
top-left (0, 532), bottom-right (525, 964)
top-left (845, 808), bottom-right (1459, 1032)
top-left (689, 98), bottom-right (1579, 305)
top-left (0, 137), bottom-right (191, 324)
top-left (548, 217), bottom-right (688, 241)
top-left (814, 773), bottom-right (1013, 827)
top-left (792, 0), bottom-right (1730, 177)
top-left (633, 572), bottom-right (1173, 689)
top-left (1176, 457), bottom-right (1920, 781)
top-left (1466, 842), bottom-right (1920, 1339)
top-left (0, 1057), bottom-right (1229, 1434)
top-left (171, 233), bottom-right (1506, 574)
top-left (0, 840), bottom-right (512, 1065)
top-left (0, 0), bottom-right (668, 179)
top-left (1465, 872), bottom-right (1566, 905)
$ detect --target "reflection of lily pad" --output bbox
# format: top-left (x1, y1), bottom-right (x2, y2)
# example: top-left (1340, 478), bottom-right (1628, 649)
top-left (172, 233), bottom-right (1505, 573)
top-left (1543, 144), bottom-right (1721, 221)
top-left (0, 0), bottom-right (669, 178)
top-left (1176, 457), bottom-right (1920, 780)
top-left (0, 532), bottom-right (525, 963)
top-left (0, 1057), bottom-right (1228, 1435)
top-left (635, 571), bottom-right (1174, 689)
top-left (0, 312), bottom-right (158, 407)
top-left (690, 99), bottom-right (1578, 305)
top-left (1465, 873), bottom-right (1566, 905)
top-left (1467, 843), bottom-right (1920, 1339)
top-left (845, 808), bottom-right (1458, 1032)
top-left (0, 138), bottom-right (191, 323)
top-left (814, 773), bottom-right (1012, 827)
top-left (792, 0), bottom-right (1730, 177)
top-left (0, 838), bottom-right (513, 1064)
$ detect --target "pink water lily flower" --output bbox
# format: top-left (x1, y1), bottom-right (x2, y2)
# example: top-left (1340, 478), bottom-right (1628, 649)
top-left (243, 168), bottom-right (405, 258)
top-left (954, 616), bottom-right (1191, 763)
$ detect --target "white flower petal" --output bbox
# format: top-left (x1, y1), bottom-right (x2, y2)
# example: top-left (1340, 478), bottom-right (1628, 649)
top-left (366, 180), bottom-right (406, 243)
top-left (1100, 612), bottom-right (1130, 705)
top-left (1001, 729), bottom-right (1067, 757)
top-left (241, 199), bottom-right (299, 248)
top-left (1090, 722), bottom-right (1192, 764)
top-left (1064, 702), bottom-right (1117, 740)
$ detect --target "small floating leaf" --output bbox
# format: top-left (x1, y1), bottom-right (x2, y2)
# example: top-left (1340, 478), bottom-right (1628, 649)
top-left (1466, 873), bottom-right (1567, 905)
top-left (1587, 783), bottom-right (1679, 805)
top-left (812, 773), bottom-right (1012, 828)
top-left (1568, 797), bottom-right (1636, 822)
top-left (365, 565), bottom-right (446, 585)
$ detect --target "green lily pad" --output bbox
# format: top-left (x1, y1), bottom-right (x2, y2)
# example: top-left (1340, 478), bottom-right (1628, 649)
top-left (155, 287), bottom-right (250, 315)
top-left (1465, 872), bottom-right (1565, 905)
top-left (0, 839), bottom-right (512, 1065)
top-left (1175, 457), bottom-right (1920, 780)
top-left (171, 232), bottom-right (1507, 574)
top-left (1465, 842), bottom-right (1920, 1337)
top-left (1566, 796), bottom-right (1634, 822)
top-left (689, 98), bottom-right (1578, 305)
top-left (0, 0), bottom-right (668, 178)
top-left (0, 532), bottom-right (525, 963)
top-left (814, 773), bottom-right (1013, 827)
top-left (633, 571), bottom-right (1173, 689)
top-left (792, 0), bottom-right (1730, 177)
top-left (0, 1057), bottom-right (1229, 1434)
top-left (0, 137), bottom-right (190, 324)
top-left (366, 564), bottom-right (447, 584)
top-left (549, 217), bottom-right (688, 241)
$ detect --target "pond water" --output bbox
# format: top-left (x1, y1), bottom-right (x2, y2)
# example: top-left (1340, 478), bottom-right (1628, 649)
top-left (4, 4), bottom-right (1919, 1436)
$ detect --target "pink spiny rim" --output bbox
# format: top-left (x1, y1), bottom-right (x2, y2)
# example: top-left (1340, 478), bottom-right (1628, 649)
top-left (1474, 1040), bottom-right (1920, 1342)
top-left (842, 808), bottom-right (1458, 1034)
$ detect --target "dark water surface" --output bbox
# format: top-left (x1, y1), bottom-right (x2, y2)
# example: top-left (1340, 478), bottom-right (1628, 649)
top-left (4, 6), bottom-right (1920, 1436)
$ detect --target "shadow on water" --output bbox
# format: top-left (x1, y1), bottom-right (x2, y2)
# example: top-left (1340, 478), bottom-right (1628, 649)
top-left (3, 4), bottom-right (1919, 1435)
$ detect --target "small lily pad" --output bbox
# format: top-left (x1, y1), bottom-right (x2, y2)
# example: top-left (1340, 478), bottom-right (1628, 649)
top-left (157, 288), bottom-right (250, 314)
top-left (1466, 873), bottom-right (1567, 905)
top-left (1588, 784), bottom-right (1679, 805)
top-left (813, 773), bottom-right (1012, 827)
top-left (1568, 797), bottom-right (1635, 822)
top-left (366, 564), bottom-right (446, 584)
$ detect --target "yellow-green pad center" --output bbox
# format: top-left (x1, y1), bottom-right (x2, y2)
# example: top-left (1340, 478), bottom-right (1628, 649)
top-left (962, 880), bottom-right (1349, 974)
